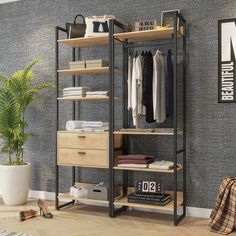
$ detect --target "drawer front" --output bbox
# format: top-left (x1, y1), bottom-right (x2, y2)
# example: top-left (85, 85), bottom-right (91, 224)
top-left (58, 132), bottom-right (108, 149)
top-left (57, 132), bottom-right (123, 149)
top-left (57, 148), bottom-right (108, 167)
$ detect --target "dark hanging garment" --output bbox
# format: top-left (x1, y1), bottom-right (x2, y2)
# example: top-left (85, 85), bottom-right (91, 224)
top-left (142, 51), bottom-right (155, 123)
top-left (166, 50), bottom-right (174, 118)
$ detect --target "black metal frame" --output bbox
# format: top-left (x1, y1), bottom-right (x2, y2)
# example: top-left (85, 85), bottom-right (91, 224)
top-left (109, 12), bottom-right (186, 225)
top-left (55, 12), bottom-right (186, 225)
top-left (55, 26), bottom-right (77, 210)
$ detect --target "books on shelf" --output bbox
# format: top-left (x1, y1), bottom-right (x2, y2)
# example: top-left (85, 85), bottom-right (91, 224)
top-left (127, 192), bottom-right (172, 206)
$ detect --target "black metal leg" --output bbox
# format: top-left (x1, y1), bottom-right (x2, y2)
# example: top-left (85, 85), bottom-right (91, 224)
top-left (55, 26), bottom-right (59, 210)
top-left (173, 11), bottom-right (178, 226)
top-left (109, 19), bottom-right (115, 218)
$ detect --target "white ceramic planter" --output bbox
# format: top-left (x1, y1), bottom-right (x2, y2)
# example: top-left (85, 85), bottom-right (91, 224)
top-left (0, 163), bottom-right (31, 205)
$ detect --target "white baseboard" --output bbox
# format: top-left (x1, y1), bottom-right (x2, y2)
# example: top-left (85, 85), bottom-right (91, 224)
top-left (29, 190), bottom-right (212, 219)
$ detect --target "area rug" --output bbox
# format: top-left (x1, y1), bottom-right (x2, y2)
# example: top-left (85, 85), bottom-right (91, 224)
top-left (0, 230), bottom-right (31, 236)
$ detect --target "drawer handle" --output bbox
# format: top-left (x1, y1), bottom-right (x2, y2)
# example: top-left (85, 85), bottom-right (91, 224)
top-left (77, 135), bottom-right (86, 138)
top-left (78, 151), bottom-right (86, 155)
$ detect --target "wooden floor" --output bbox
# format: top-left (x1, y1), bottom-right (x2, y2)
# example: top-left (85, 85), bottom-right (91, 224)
top-left (0, 198), bottom-right (235, 236)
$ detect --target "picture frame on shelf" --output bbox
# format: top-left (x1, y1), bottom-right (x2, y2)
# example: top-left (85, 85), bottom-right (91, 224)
top-left (161, 9), bottom-right (180, 29)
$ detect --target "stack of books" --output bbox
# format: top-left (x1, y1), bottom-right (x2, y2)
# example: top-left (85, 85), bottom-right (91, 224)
top-left (127, 192), bottom-right (171, 206)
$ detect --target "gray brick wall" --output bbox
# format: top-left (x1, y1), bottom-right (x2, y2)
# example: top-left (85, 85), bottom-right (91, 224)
top-left (0, 0), bottom-right (235, 209)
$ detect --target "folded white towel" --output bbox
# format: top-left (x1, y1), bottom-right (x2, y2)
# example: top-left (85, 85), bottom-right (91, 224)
top-left (117, 164), bottom-right (148, 168)
top-left (82, 121), bottom-right (109, 128)
top-left (63, 87), bottom-right (90, 91)
top-left (148, 160), bottom-right (174, 170)
top-left (86, 91), bottom-right (108, 95)
top-left (81, 127), bottom-right (109, 132)
top-left (66, 120), bottom-right (84, 131)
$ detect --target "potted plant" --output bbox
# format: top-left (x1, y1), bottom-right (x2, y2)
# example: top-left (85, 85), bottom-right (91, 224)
top-left (0, 57), bottom-right (54, 205)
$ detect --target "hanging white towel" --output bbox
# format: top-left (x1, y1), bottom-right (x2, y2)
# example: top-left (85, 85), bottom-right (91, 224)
top-left (153, 50), bottom-right (166, 123)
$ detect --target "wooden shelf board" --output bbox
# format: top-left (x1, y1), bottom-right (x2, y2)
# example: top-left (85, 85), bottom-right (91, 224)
top-left (57, 28), bottom-right (183, 48)
top-left (57, 130), bottom-right (109, 134)
top-left (114, 28), bottom-right (178, 43)
top-left (58, 192), bottom-right (109, 204)
top-left (114, 191), bottom-right (183, 212)
top-left (58, 67), bottom-right (112, 75)
top-left (57, 163), bottom-right (108, 168)
top-left (58, 96), bottom-right (109, 101)
top-left (113, 166), bottom-right (182, 173)
top-left (113, 129), bottom-right (175, 136)
top-left (58, 36), bottom-right (109, 48)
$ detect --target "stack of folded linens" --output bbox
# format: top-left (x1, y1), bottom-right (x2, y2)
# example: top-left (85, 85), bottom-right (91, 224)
top-left (117, 154), bottom-right (154, 168)
top-left (63, 87), bottom-right (90, 98)
top-left (81, 121), bottom-right (109, 132)
top-left (148, 160), bottom-right (174, 170)
top-left (86, 91), bottom-right (109, 97)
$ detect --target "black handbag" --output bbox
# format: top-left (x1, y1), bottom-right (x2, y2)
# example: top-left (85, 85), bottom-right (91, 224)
top-left (66, 15), bottom-right (86, 39)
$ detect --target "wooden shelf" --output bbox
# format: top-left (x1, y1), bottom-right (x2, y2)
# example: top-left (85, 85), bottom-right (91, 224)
top-left (114, 28), bottom-right (181, 43)
top-left (57, 163), bottom-right (108, 169)
top-left (58, 96), bottom-right (109, 101)
top-left (57, 28), bottom-right (183, 48)
top-left (58, 192), bottom-right (109, 204)
top-left (113, 129), bottom-right (180, 136)
top-left (114, 191), bottom-right (183, 212)
top-left (58, 36), bottom-right (109, 48)
top-left (58, 67), bottom-right (113, 75)
top-left (113, 166), bottom-right (182, 173)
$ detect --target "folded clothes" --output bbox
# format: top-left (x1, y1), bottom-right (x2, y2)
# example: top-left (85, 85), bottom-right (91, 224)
top-left (65, 120), bottom-right (109, 132)
top-left (117, 159), bottom-right (153, 165)
top-left (117, 164), bottom-right (148, 168)
top-left (82, 121), bottom-right (108, 127)
top-left (148, 160), bottom-right (175, 170)
top-left (81, 127), bottom-right (109, 132)
top-left (66, 120), bottom-right (84, 131)
top-left (63, 87), bottom-right (90, 91)
top-left (117, 154), bottom-right (153, 161)
top-left (86, 91), bottom-right (109, 96)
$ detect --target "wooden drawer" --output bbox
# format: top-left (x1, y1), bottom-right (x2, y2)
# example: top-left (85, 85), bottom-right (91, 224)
top-left (57, 148), bottom-right (108, 167)
top-left (57, 132), bottom-right (122, 150)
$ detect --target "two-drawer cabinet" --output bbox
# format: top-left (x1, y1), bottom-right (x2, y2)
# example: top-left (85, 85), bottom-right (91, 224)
top-left (57, 131), bottom-right (122, 168)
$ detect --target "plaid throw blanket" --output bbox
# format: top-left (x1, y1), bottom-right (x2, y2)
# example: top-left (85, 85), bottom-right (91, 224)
top-left (209, 177), bottom-right (236, 234)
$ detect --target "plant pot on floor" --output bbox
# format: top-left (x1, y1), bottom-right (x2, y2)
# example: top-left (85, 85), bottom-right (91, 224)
top-left (0, 163), bottom-right (31, 205)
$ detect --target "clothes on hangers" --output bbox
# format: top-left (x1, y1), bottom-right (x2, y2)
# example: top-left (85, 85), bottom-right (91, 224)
top-left (131, 56), bottom-right (138, 126)
top-left (136, 54), bottom-right (145, 115)
top-left (153, 50), bottom-right (166, 123)
top-left (127, 54), bottom-right (133, 109)
top-left (142, 51), bottom-right (155, 123)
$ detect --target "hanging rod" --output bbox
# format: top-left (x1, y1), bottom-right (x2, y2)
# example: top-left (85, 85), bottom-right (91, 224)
top-left (125, 42), bottom-right (174, 48)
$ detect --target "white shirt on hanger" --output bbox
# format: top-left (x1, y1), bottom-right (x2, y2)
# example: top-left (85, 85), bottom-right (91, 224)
top-left (136, 55), bottom-right (145, 115)
top-left (153, 50), bottom-right (166, 123)
top-left (127, 55), bottom-right (132, 110)
top-left (131, 56), bottom-right (137, 126)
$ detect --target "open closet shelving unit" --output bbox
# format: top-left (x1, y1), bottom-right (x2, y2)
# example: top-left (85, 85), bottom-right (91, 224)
top-left (55, 11), bottom-right (186, 226)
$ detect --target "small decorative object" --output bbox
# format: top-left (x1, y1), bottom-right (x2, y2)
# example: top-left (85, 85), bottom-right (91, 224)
top-left (135, 20), bottom-right (157, 31)
top-left (66, 14), bottom-right (86, 39)
top-left (84, 15), bottom-right (115, 37)
top-left (135, 181), bottom-right (164, 195)
top-left (218, 18), bottom-right (236, 103)
top-left (161, 9), bottom-right (180, 29)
